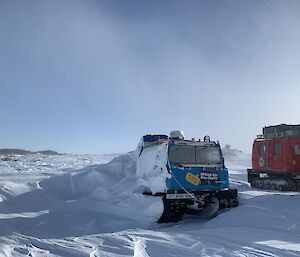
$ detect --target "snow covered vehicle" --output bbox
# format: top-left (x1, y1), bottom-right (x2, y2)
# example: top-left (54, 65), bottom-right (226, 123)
top-left (247, 124), bottom-right (300, 191)
top-left (138, 131), bottom-right (238, 223)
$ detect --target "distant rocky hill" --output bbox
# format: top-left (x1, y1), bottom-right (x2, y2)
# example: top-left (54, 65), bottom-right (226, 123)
top-left (0, 148), bottom-right (60, 155)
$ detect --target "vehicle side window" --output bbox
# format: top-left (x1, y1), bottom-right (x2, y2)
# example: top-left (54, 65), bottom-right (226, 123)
top-left (258, 144), bottom-right (266, 155)
top-left (274, 142), bottom-right (281, 155)
top-left (294, 145), bottom-right (300, 155)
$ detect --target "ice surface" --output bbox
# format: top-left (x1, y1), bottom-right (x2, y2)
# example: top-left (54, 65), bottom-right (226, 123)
top-left (0, 149), bottom-right (299, 257)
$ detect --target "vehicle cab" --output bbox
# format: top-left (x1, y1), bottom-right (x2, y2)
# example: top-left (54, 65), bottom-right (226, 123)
top-left (166, 132), bottom-right (229, 192)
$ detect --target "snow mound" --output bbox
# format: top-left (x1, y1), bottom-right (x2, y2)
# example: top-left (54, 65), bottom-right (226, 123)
top-left (0, 145), bottom-right (169, 237)
top-left (136, 142), bottom-right (170, 194)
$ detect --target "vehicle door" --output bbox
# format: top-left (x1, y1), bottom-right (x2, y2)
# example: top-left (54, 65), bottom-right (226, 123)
top-left (272, 139), bottom-right (284, 172)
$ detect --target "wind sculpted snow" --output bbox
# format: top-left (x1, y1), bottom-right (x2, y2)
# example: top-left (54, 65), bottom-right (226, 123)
top-left (0, 150), bottom-right (165, 238)
top-left (0, 149), bottom-right (299, 256)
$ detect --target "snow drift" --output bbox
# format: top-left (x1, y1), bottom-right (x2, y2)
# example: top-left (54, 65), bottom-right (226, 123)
top-left (0, 144), bottom-right (172, 238)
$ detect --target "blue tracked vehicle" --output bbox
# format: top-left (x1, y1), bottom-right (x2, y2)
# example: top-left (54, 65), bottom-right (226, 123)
top-left (142, 131), bottom-right (238, 223)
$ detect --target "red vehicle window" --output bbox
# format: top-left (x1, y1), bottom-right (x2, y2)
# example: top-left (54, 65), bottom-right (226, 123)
top-left (258, 144), bottom-right (266, 155)
top-left (294, 145), bottom-right (300, 155)
top-left (274, 142), bottom-right (281, 155)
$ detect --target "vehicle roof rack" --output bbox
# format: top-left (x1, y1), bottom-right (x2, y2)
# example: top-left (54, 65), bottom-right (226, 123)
top-left (263, 124), bottom-right (300, 139)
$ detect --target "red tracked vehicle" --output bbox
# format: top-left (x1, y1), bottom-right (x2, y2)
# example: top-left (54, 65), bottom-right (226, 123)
top-left (247, 124), bottom-right (300, 191)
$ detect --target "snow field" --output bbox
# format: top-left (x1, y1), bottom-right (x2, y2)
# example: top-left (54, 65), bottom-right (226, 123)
top-left (0, 148), bottom-right (299, 256)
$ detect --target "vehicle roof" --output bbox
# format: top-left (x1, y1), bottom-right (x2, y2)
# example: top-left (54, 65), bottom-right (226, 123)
top-left (169, 139), bottom-right (219, 147)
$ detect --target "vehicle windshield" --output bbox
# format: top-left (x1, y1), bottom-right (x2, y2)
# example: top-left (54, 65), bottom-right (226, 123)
top-left (168, 145), bottom-right (223, 165)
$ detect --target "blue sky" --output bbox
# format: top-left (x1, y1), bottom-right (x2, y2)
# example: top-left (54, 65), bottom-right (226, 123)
top-left (1, 0), bottom-right (300, 154)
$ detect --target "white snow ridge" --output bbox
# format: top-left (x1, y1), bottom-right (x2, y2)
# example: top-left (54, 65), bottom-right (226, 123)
top-left (0, 149), bottom-right (299, 257)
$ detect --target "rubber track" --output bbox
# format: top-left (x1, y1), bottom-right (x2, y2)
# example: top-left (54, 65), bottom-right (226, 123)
top-left (219, 198), bottom-right (239, 209)
top-left (250, 178), bottom-right (300, 192)
top-left (157, 199), bottom-right (187, 223)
